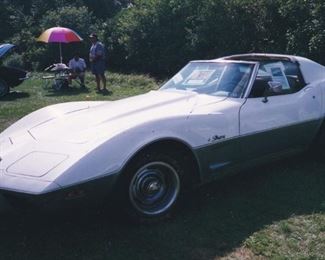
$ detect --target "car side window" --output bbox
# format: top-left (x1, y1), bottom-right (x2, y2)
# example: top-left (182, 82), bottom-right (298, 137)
top-left (249, 61), bottom-right (306, 98)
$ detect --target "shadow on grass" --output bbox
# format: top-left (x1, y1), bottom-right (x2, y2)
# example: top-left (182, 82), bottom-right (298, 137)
top-left (44, 86), bottom-right (90, 97)
top-left (0, 91), bottom-right (30, 101)
top-left (0, 153), bottom-right (324, 260)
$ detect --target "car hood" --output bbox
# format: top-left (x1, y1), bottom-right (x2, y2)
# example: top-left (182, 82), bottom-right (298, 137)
top-left (1, 90), bottom-right (228, 148)
top-left (9, 90), bottom-right (223, 144)
top-left (0, 44), bottom-right (15, 59)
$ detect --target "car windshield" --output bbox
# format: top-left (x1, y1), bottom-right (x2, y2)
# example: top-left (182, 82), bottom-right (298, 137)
top-left (160, 61), bottom-right (255, 97)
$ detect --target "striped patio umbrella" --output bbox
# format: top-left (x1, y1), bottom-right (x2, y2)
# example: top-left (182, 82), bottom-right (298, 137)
top-left (37, 27), bottom-right (83, 63)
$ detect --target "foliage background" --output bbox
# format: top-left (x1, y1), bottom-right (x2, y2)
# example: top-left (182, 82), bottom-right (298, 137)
top-left (1, 0), bottom-right (325, 76)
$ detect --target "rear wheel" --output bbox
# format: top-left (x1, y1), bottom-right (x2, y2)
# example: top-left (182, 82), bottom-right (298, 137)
top-left (121, 150), bottom-right (188, 222)
top-left (0, 79), bottom-right (9, 97)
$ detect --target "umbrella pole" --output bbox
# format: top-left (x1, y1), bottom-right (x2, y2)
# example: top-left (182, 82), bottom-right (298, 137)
top-left (59, 43), bottom-right (62, 63)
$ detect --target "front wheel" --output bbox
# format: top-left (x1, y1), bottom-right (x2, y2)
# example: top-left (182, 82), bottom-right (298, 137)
top-left (121, 151), bottom-right (186, 222)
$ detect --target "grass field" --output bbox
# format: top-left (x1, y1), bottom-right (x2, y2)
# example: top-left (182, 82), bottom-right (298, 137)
top-left (0, 73), bottom-right (324, 259)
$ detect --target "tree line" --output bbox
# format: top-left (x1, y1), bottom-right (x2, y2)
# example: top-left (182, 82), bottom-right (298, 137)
top-left (1, 0), bottom-right (324, 77)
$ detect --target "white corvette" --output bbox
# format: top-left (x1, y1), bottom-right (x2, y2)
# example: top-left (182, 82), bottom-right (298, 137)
top-left (1, 53), bottom-right (325, 220)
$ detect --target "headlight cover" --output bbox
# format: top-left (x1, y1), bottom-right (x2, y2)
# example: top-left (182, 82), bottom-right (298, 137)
top-left (6, 151), bottom-right (69, 177)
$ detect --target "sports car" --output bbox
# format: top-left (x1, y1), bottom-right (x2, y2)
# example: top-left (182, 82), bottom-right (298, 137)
top-left (1, 53), bottom-right (325, 221)
top-left (0, 43), bottom-right (28, 97)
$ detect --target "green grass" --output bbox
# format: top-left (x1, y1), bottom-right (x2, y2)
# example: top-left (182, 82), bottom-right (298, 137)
top-left (0, 74), bottom-right (324, 259)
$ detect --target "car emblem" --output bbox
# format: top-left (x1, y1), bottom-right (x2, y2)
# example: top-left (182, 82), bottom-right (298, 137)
top-left (208, 134), bottom-right (226, 142)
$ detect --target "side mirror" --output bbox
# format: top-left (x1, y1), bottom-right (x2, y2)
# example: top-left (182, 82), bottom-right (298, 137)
top-left (262, 81), bottom-right (283, 103)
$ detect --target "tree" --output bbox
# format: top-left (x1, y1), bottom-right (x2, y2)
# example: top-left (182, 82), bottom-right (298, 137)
top-left (279, 0), bottom-right (325, 64)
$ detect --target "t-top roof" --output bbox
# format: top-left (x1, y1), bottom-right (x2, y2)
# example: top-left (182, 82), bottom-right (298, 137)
top-left (217, 53), bottom-right (296, 62)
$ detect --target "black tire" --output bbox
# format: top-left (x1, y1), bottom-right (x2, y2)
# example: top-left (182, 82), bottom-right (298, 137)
top-left (0, 79), bottom-right (9, 97)
top-left (120, 150), bottom-right (188, 223)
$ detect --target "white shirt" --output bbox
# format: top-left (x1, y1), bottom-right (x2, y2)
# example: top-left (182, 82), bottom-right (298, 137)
top-left (68, 58), bottom-right (86, 72)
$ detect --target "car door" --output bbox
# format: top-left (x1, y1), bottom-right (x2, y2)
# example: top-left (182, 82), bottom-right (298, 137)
top-left (239, 60), bottom-right (322, 159)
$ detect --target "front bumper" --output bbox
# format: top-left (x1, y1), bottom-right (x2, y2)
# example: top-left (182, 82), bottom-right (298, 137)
top-left (0, 172), bottom-right (120, 211)
top-left (0, 169), bottom-right (61, 195)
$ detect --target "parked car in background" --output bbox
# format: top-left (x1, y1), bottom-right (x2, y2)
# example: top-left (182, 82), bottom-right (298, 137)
top-left (0, 53), bottom-right (325, 222)
top-left (0, 44), bottom-right (28, 97)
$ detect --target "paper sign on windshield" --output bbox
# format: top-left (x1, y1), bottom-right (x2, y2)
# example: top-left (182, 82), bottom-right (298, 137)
top-left (184, 69), bottom-right (215, 85)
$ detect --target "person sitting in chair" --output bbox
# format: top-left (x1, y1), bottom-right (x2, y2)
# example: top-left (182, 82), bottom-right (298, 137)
top-left (68, 54), bottom-right (86, 87)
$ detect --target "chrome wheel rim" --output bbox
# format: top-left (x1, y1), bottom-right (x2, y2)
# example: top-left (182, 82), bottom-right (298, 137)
top-left (129, 161), bottom-right (180, 216)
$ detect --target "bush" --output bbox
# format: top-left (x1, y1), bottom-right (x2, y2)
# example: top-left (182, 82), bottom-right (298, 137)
top-left (3, 53), bottom-right (25, 69)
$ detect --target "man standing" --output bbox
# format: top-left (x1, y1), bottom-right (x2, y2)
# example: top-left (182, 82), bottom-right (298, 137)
top-left (89, 33), bottom-right (107, 92)
top-left (68, 54), bottom-right (86, 87)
